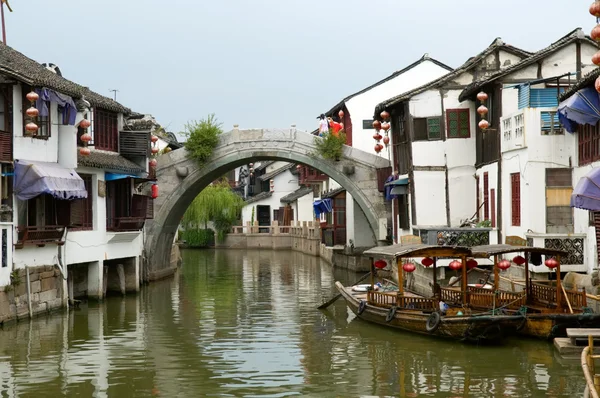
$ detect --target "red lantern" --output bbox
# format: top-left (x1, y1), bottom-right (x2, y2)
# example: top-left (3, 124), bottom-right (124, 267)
top-left (372, 120), bottom-right (382, 130)
top-left (595, 76), bottom-right (600, 94)
top-left (296, 164), bottom-right (301, 170)
top-left (591, 1), bottom-right (600, 17)
top-left (151, 147), bottom-right (159, 154)
top-left (373, 133), bottom-right (382, 141)
top-left (79, 147), bottom-right (91, 156)
top-left (381, 122), bottom-right (390, 131)
top-left (592, 24), bottom-right (600, 42)
top-left (151, 135), bottom-right (159, 143)
top-left (545, 258), bottom-right (559, 269)
top-left (477, 92), bottom-right (488, 102)
top-left (448, 260), bottom-right (462, 271)
top-left (374, 259), bottom-right (387, 269)
top-left (80, 133), bottom-right (92, 143)
top-left (149, 158), bottom-right (157, 168)
top-left (151, 184), bottom-right (159, 199)
top-left (380, 111), bottom-right (390, 120)
top-left (79, 119), bottom-right (91, 129)
top-left (479, 119), bottom-right (490, 130)
top-left (466, 259), bottom-right (478, 269)
top-left (383, 136), bottom-right (390, 145)
top-left (497, 260), bottom-right (511, 271)
top-left (513, 255), bottom-right (526, 265)
top-left (338, 110), bottom-right (344, 119)
top-left (593, 51), bottom-right (600, 66)
top-left (421, 257), bottom-right (434, 267)
top-left (374, 144), bottom-right (383, 153)
top-left (25, 122), bottom-right (38, 133)
top-left (403, 262), bottom-right (416, 273)
top-left (477, 105), bottom-right (488, 116)
top-left (26, 107), bottom-right (39, 117)
top-left (26, 91), bottom-right (39, 103)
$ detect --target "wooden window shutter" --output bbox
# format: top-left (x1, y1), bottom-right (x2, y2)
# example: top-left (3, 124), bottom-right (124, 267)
top-left (69, 200), bottom-right (84, 227)
top-left (446, 109), bottom-right (470, 138)
top-left (511, 173), bottom-right (521, 226)
top-left (413, 118), bottom-right (428, 141)
top-left (491, 188), bottom-right (496, 228)
top-left (131, 194), bottom-right (148, 218)
top-left (483, 172), bottom-right (489, 220)
top-left (145, 197), bottom-right (154, 219)
top-left (426, 117), bottom-right (442, 140)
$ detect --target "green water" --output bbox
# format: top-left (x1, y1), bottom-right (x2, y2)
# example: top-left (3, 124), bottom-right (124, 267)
top-left (0, 249), bottom-right (586, 397)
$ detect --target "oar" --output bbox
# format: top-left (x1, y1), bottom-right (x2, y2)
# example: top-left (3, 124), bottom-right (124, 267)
top-left (318, 272), bottom-right (371, 310)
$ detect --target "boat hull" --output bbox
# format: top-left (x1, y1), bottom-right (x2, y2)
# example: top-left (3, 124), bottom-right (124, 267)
top-left (518, 313), bottom-right (600, 340)
top-left (335, 282), bottom-right (522, 344)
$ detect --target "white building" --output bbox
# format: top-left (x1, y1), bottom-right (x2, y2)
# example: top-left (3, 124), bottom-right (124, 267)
top-left (0, 41), bottom-right (153, 320)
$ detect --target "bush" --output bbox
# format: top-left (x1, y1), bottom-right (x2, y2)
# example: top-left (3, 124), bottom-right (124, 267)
top-left (314, 130), bottom-right (346, 160)
top-left (183, 114), bottom-right (222, 166)
top-left (182, 229), bottom-right (215, 248)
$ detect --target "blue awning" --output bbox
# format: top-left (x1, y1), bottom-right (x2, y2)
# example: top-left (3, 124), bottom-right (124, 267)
top-left (313, 198), bottom-right (333, 218)
top-left (384, 177), bottom-right (409, 186)
top-left (14, 159), bottom-right (87, 201)
top-left (558, 86), bottom-right (600, 133)
top-left (571, 167), bottom-right (600, 211)
top-left (105, 172), bottom-right (137, 181)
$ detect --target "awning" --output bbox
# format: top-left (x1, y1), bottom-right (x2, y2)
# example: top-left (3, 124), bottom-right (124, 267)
top-left (571, 167), bottom-right (600, 211)
top-left (14, 159), bottom-right (87, 201)
top-left (557, 87), bottom-right (600, 133)
top-left (313, 198), bottom-right (333, 218)
top-left (384, 176), bottom-right (409, 199)
top-left (105, 172), bottom-right (137, 181)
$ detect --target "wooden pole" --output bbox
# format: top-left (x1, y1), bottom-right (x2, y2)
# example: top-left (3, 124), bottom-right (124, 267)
top-left (493, 254), bottom-right (499, 292)
top-left (370, 257), bottom-right (375, 290)
top-left (1, 2), bottom-right (6, 44)
top-left (461, 254), bottom-right (467, 306)
top-left (525, 252), bottom-right (531, 305)
top-left (398, 257), bottom-right (404, 296)
top-left (433, 257), bottom-right (438, 297)
top-left (556, 255), bottom-right (562, 310)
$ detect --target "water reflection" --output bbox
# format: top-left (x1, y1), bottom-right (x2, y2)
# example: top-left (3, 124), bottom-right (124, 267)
top-left (0, 249), bottom-right (586, 397)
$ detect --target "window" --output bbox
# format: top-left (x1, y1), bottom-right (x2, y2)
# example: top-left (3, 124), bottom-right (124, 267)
top-left (69, 174), bottom-right (93, 230)
top-left (106, 178), bottom-right (152, 231)
top-left (397, 194), bottom-right (410, 230)
top-left (578, 122), bottom-right (600, 166)
top-left (22, 87), bottom-right (50, 138)
top-left (483, 172), bottom-right (489, 220)
top-left (540, 111), bottom-right (563, 135)
top-left (546, 168), bottom-right (573, 233)
top-left (519, 87), bottom-right (565, 109)
top-left (362, 120), bottom-right (375, 129)
top-left (413, 117), bottom-right (442, 141)
top-left (93, 108), bottom-right (119, 152)
top-left (510, 173), bottom-right (520, 226)
top-left (446, 109), bottom-right (470, 138)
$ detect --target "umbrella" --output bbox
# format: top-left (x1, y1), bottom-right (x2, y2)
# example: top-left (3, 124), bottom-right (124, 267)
top-left (571, 167), bottom-right (600, 211)
top-left (558, 87), bottom-right (600, 133)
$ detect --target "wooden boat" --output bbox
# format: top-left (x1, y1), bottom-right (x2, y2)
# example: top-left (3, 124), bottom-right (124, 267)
top-left (581, 330), bottom-right (600, 398)
top-left (469, 244), bottom-right (600, 340)
top-left (336, 244), bottom-right (524, 344)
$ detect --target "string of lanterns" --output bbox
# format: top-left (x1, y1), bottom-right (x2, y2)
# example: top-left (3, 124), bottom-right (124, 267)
top-left (590, 2), bottom-right (600, 92)
top-left (79, 117), bottom-right (92, 156)
top-left (149, 135), bottom-right (159, 168)
top-left (24, 90), bottom-right (39, 136)
top-left (477, 91), bottom-right (489, 131)
top-left (372, 111), bottom-right (390, 154)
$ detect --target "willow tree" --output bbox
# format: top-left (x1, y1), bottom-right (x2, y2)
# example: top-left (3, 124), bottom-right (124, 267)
top-left (182, 180), bottom-right (245, 243)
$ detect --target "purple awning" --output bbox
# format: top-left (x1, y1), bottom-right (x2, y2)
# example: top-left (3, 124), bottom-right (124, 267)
top-left (558, 87), bottom-right (600, 133)
top-left (14, 159), bottom-right (88, 201)
top-left (571, 167), bottom-right (600, 211)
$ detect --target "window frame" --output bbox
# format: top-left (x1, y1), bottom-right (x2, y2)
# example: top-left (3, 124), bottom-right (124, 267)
top-left (510, 173), bottom-right (521, 226)
top-left (22, 87), bottom-right (51, 139)
top-left (446, 108), bottom-right (470, 139)
top-left (93, 108), bottom-right (119, 152)
top-left (413, 116), bottom-right (443, 141)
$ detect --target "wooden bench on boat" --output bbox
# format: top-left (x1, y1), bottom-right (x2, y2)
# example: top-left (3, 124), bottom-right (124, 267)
top-left (440, 286), bottom-right (526, 310)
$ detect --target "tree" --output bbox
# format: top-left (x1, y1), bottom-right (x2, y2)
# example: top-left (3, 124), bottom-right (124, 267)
top-left (182, 180), bottom-right (245, 242)
top-left (183, 114), bottom-right (222, 166)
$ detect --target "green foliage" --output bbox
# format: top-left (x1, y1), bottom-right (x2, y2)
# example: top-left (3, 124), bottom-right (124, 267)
top-left (314, 130), bottom-right (346, 160)
top-left (183, 114), bottom-right (222, 166)
top-left (251, 206), bottom-right (255, 224)
top-left (476, 219), bottom-right (492, 228)
top-left (10, 269), bottom-right (20, 287)
top-left (182, 229), bottom-right (215, 248)
top-left (182, 180), bottom-right (245, 242)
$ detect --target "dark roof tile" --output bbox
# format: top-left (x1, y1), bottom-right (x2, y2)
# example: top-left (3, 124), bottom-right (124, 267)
top-left (77, 150), bottom-right (145, 174)
top-left (280, 186), bottom-right (313, 203)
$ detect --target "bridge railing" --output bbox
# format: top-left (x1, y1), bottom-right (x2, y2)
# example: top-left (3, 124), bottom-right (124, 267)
top-left (230, 220), bottom-right (321, 239)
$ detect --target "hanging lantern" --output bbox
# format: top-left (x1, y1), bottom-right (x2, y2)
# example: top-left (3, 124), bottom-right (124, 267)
top-left (25, 122), bottom-right (39, 133)
top-left (466, 259), bottom-right (478, 270)
top-left (479, 120), bottom-right (490, 130)
top-left (151, 147), bottom-right (159, 154)
top-left (595, 76), bottom-right (600, 94)
top-left (593, 51), bottom-right (600, 66)
top-left (249, 163), bottom-right (254, 167)
top-left (374, 259), bottom-right (387, 269)
top-left (476, 92), bottom-right (488, 103)
top-left (374, 144), bottom-right (383, 153)
top-left (26, 91), bottom-right (39, 103)
top-left (381, 122), bottom-right (390, 131)
top-left (149, 158), bottom-right (158, 168)
top-left (380, 110), bottom-right (390, 120)
top-left (403, 262), bottom-right (416, 273)
top-left (80, 119), bottom-right (91, 129)
top-left (151, 184), bottom-right (159, 199)
top-left (592, 24), bottom-right (600, 41)
top-left (497, 260), bottom-right (511, 271)
top-left (26, 107), bottom-right (39, 118)
top-left (79, 147), bottom-right (91, 156)
top-left (383, 136), bottom-right (390, 146)
top-left (545, 258), bottom-right (559, 269)
top-left (448, 260), bottom-right (462, 271)
top-left (151, 135), bottom-right (159, 143)
top-left (513, 255), bottom-right (526, 265)
top-left (373, 133), bottom-right (382, 141)
top-left (80, 133), bottom-right (92, 143)
top-left (591, 1), bottom-right (600, 17)
top-left (372, 120), bottom-right (382, 130)
top-left (421, 257), bottom-right (434, 267)
top-left (477, 105), bottom-right (488, 116)
top-left (338, 110), bottom-right (344, 119)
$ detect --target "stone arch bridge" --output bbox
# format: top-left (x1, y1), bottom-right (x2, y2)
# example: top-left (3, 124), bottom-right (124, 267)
top-left (144, 127), bottom-right (390, 280)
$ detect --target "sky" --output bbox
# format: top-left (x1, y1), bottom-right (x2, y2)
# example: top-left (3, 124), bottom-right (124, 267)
top-left (2, 0), bottom-right (592, 136)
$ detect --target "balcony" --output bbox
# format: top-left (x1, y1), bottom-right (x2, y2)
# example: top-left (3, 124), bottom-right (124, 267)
top-left (299, 166), bottom-right (328, 185)
top-left (526, 233), bottom-right (586, 273)
top-left (412, 226), bottom-right (496, 247)
top-left (107, 217), bottom-right (145, 232)
top-left (15, 225), bottom-right (65, 248)
top-left (501, 111), bottom-right (526, 153)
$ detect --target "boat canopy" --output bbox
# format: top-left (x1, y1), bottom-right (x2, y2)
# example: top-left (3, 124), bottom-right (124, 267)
top-left (363, 243), bottom-right (471, 259)
top-left (470, 244), bottom-right (568, 258)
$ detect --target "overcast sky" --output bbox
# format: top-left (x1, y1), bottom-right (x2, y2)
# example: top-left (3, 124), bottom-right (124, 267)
top-left (3, 0), bottom-right (591, 135)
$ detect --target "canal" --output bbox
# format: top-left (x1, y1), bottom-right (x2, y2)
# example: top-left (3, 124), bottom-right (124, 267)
top-left (0, 249), bottom-right (587, 397)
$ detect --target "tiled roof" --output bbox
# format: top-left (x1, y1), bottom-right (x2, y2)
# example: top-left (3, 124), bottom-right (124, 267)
top-left (77, 149), bottom-right (146, 174)
top-left (257, 163), bottom-right (294, 181)
top-left (459, 28), bottom-right (595, 102)
top-left (0, 42), bottom-right (130, 114)
top-left (374, 38), bottom-right (532, 115)
top-left (280, 186), bottom-right (313, 203)
top-left (559, 67), bottom-right (600, 101)
top-left (244, 191), bottom-right (273, 205)
top-left (322, 187), bottom-right (345, 199)
top-left (255, 161), bottom-right (274, 172)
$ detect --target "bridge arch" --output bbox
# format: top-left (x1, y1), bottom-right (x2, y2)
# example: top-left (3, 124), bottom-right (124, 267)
top-left (144, 128), bottom-right (390, 280)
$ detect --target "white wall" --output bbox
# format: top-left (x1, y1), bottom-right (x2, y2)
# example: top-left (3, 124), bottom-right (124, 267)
top-left (296, 191), bottom-right (314, 222)
top-left (413, 170), bottom-right (446, 226)
top-left (241, 169), bottom-right (300, 225)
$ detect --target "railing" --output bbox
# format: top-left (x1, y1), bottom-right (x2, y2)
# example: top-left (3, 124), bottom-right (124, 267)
top-left (501, 111), bottom-right (526, 153)
top-left (397, 296), bottom-right (437, 311)
top-left (530, 282), bottom-right (557, 306)
top-left (16, 225), bottom-right (65, 248)
top-left (0, 129), bottom-right (12, 162)
top-left (440, 288), bottom-right (463, 304)
top-left (367, 291), bottom-right (397, 307)
top-left (565, 288), bottom-right (588, 310)
top-left (230, 221), bottom-right (320, 239)
top-left (107, 217), bottom-right (145, 232)
top-left (527, 233), bottom-right (586, 269)
top-left (413, 227), bottom-right (494, 247)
